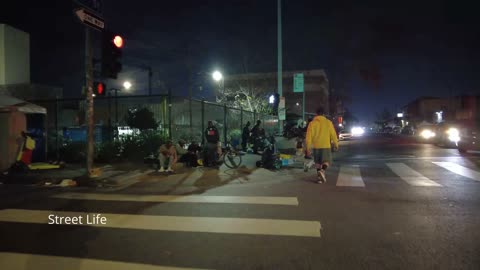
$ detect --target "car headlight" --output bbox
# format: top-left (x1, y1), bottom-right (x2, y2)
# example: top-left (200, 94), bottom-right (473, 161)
top-left (447, 128), bottom-right (460, 143)
top-left (420, 129), bottom-right (435, 139)
top-left (351, 127), bottom-right (365, 136)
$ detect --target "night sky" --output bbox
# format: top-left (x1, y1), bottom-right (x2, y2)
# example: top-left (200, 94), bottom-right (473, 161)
top-left (1, 0), bottom-right (479, 123)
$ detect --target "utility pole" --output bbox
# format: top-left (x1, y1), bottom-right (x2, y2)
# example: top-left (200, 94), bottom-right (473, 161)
top-left (148, 66), bottom-right (152, 96)
top-left (277, 0), bottom-right (283, 135)
top-left (85, 28), bottom-right (94, 177)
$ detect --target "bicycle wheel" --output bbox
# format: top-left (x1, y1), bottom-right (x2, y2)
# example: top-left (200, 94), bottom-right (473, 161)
top-left (223, 150), bottom-right (242, 169)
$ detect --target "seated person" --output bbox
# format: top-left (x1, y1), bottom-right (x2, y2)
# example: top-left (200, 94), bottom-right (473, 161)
top-left (186, 141), bottom-right (202, 167)
top-left (175, 140), bottom-right (188, 161)
top-left (158, 140), bottom-right (177, 172)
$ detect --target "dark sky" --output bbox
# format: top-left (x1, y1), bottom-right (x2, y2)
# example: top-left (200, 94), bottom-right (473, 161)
top-left (1, 0), bottom-right (479, 122)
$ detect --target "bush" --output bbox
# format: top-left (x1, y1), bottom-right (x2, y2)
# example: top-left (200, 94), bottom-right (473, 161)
top-left (96, 141), bottom-right (122, 163)
top-left (120, 131), bottom-right (168, 161)
top-left (59, 141), bottom-right (86, 163)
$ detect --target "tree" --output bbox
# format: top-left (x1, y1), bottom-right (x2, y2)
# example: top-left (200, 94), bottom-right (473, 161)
top-left (375, 108), bottom-right (392, 127)
top-left (215, 72), bottom-right (274, 114)
top-left (125, 107), bottom-right (158, 131)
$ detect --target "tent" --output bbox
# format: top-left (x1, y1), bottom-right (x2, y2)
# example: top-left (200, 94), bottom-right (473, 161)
top-left (0, 94), bottom-right (46, 114)
top-left (0, 94), bottom-right (46, 171)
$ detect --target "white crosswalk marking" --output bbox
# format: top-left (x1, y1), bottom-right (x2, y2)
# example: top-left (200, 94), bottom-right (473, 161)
top-left (387, 163), bottom-right (442, 187)
top-left (432, 162), bottom-right (480, 181)
top-left (0, 209), bottom-right (321, 237)
top-left (336, 165), bottom-right (365, 187)
top-left (52, 193), bottom-right (299, 206)
top-left (0, 252), bottom-right (213, 270)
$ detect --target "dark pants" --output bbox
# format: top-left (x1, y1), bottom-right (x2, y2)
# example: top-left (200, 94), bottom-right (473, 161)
top-left (179, 153), bottom-right (199, 167)
top-left (241, 136), bottom-right (249, 151)
top-left (203, 142), bottom-right (218, 167)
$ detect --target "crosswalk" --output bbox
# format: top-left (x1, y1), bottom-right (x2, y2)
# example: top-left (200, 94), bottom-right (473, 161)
top-left (0, 192), bottom-right (321, 269)
top-left (332, 161), bottom-right (480, 187)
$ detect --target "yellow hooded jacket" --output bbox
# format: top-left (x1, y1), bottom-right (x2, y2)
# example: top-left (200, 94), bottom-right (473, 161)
top-left (305, 115), bottom-right (339, 149)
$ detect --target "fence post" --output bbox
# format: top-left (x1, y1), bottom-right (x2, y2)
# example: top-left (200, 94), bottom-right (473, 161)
top-left (201, 99), bottom-right (205, 145)
top-left (55, 96), bottom-right (59, 160)
top-left (168, 90), bottom-right (172, 140)
top-left (223, 103), bottom-right (227, 146)
top-left (240, 107), bottom-right (243, 128)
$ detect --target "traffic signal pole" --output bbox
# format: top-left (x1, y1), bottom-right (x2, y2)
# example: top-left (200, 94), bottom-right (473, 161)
top-left (85, 27), bottom-right (95, 177)
top-left (277, 0), bottom-right (283, 135)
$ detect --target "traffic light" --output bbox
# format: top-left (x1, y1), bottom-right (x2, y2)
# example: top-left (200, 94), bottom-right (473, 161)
top-left (94, 82), bottom-right (106, 96)
top-left (101, 31), bottom-right (123, 79)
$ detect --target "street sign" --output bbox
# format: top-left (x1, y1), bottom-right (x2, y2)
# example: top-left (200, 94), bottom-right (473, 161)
top-left (75, 8), bottom-right (105, 31)
top-left (278, 97), bottom-right (286, 120)
top-left (294, 73), bottom-right (304, 93)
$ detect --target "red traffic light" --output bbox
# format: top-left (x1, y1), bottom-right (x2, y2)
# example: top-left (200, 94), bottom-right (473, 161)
top-left (94, 82), bottom-right (106, 96)
top-left (113, 35), bottom-right (123, 48)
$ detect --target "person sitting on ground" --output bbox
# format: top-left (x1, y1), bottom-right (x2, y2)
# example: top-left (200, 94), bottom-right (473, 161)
top-left (186, 141), bottom-right (202, 167)
top-left (158, 140), bottom-right (177, 172)
top-left (175, 140), bottom-right (188, 163)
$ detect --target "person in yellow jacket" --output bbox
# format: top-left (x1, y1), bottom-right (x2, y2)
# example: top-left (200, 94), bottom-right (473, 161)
top-left (305, 107), bottom-right (339, 183)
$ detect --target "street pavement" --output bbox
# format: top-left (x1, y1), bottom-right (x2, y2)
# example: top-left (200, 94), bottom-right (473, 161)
top-left (1, 134), bottom-right (479, 270)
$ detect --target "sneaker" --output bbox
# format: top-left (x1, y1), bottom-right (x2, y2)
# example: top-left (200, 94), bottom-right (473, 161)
top-left (317, 169), bottom-right (327, 183)
top-left (166, 167), bottom-right (174, 173)
top-left (158, 167), bottom-right (165, 173)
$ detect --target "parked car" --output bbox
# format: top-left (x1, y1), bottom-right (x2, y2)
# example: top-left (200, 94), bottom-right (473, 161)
top-left (339, 130), bottom-right (352, 140)
top-left (458, 127), bottom-right (480, 153)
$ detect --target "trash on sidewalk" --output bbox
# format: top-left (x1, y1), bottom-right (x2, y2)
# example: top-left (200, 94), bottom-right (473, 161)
top-left (59, 179), bottom-right (77, 187)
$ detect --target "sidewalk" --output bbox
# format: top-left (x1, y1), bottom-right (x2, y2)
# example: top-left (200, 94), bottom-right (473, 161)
top-left (0, 162), bottom-right (153, 189)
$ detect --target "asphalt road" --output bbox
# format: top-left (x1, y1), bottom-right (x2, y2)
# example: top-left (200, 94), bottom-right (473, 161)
top-left (1, 135), bottom-right (479, 270)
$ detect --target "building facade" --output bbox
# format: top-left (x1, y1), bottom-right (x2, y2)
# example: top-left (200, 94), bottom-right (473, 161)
top-left (403, 96), bottom-right (480, 126)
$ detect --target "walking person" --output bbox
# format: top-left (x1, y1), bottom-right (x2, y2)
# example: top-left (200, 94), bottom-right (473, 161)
top-left (305, 107), bottom-right (339, 183)
top-left (241, 121), bottom-right (251, 152)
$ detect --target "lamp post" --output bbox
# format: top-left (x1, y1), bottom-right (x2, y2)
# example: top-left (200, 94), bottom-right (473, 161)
top-left (109, 81), bottom-right (132, 134)
top-left (212, 70), bottom-right (224, 95)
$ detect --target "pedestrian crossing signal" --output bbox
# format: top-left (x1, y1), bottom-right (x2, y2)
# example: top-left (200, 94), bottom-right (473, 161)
top-left (94, 82), bottom-right (106, 96)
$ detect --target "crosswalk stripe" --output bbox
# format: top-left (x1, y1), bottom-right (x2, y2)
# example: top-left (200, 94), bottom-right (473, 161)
top-left (336, 165), bottom-right (365, 187)
top-left (0, 209), bottom-right (321, 237)
top-left (52, 193), bottom-right (299, 206)
top-left (432, 162), bottom-right (480, 181)
top-left (387, 163), bottom-right (442, 187)
top-left (0, 252), bottom-right (213, 270)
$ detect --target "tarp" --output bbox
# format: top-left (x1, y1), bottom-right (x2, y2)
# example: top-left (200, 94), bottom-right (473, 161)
top-left (0, 94), bottom-right (46, 114)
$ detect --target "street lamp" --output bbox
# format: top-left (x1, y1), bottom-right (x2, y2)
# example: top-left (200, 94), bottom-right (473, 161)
top-left (109, 81), bottom-right (134, 133)
top-left (212, 71), bottom-right (223, 82)
top-left (123, 81), bottom-right (132, 90)
top-left (212, 70), bottom-right (225, 95)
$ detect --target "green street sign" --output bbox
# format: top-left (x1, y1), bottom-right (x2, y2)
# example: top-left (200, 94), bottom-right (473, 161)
top-left (294, 73), bottom-right (304, 93)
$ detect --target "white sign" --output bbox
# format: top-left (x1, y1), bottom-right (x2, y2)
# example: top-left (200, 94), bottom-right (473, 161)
top-left (75, 8), bottom-right (105, 31)
top-left (278, 97), bottom-right (286, 120)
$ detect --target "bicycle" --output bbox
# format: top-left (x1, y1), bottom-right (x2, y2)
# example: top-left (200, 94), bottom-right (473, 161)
top-left (219, 142), bottom-right (243, 169)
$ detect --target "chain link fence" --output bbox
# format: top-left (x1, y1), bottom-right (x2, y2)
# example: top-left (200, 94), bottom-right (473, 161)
top-left (29, 94), bottom-right (277, 160)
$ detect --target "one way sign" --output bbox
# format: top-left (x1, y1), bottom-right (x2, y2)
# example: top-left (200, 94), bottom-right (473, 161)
top-left (75, 8), bottom-right (105, 31)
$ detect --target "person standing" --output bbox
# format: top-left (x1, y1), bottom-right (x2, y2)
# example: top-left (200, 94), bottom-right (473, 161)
top-left (204, 121), bottom-right (220, 167)
top-left (305, 107), bottom-right (339, 183)
top-left (158, 140), bottom-right (177, 172)
top-left (250, 120), bottom-right (262, 154)
top-left (241, 121), bottom-right (251, 151)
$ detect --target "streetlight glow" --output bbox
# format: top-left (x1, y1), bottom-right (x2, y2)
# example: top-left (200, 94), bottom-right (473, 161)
top-left (269, 95), bottom-right (275, 104)
top-left (212, 71), bottom-right (223, 82)
top-left (123, 81), bottom-right (132, 90)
